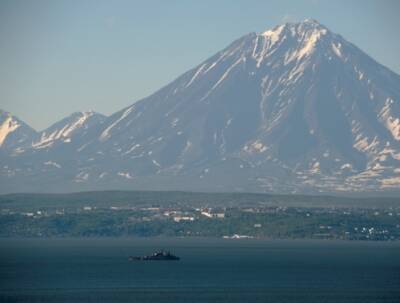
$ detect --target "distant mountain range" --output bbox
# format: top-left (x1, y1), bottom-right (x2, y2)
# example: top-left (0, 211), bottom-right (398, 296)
top-left (1, 19), bottom-right (400, 194)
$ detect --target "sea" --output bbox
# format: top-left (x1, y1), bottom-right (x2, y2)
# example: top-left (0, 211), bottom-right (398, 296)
top-left (0, 238), bottom-right (399, 302)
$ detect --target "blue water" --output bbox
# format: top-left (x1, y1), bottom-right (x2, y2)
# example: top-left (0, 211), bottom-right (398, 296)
top-left (0, 238), bottom-right (399, 302)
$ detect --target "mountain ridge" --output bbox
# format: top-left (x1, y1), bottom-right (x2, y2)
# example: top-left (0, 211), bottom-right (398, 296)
top-left (1, 19), bottom-right (400, 195)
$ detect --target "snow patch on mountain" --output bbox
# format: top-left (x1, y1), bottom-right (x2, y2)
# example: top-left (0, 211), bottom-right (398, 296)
top-left (75, 171), bottom-right (89, 182)
top-left (0, 116), bottom-right (19, 146)
top-left (261, 24), bottom-right (285, 46)
top-left (378, 98), bottom-right (400, 141)
top-left (44, 161), bottom-right (61, 168)
top-left (118, 171), bottom-right (133, 179)
top-left (331, 42), bottom-right (343, 58)
top-left (100, 106), bottom-right (134, 141)
top-left (33, 111), bottom-right (105, 148)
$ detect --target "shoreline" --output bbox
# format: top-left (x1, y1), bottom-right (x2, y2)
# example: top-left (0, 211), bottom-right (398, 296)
top-left (1, 236), bottom-right (400, 245)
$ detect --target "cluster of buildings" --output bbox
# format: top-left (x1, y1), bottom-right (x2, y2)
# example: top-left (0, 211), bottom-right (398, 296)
top-left (163, 208), bottom-right (226, 222)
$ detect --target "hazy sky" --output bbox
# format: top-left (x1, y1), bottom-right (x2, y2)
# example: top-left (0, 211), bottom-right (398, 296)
top-left (1, 0), bottom-right (399, 130)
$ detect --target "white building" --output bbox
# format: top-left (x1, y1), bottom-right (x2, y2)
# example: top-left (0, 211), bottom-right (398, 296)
top-left (201, 209), bottom-right (225, 219)
top-left (173, 216), bottom-right (195, 223)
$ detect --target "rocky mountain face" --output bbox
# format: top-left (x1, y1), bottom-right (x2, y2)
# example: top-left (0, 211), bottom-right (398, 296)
top-left (0, 110), bottom-right (37, 155)
top-left (32, 111), bottom-right (106, 149)
top-left (1, 19), bottom-right (400, 194)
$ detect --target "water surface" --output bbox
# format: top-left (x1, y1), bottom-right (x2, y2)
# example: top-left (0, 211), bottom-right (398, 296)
top-left (0, 238), bottom-right (399, 302)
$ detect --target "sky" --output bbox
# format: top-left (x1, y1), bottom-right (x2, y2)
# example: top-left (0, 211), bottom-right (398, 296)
top-left (1, 0), bottom-right (399, 130)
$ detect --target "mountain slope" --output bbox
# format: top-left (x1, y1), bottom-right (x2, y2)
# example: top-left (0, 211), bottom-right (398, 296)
top-left (32, 111), bottom-right (106, 150)
top-left (0, 111), bottom-right (106, 192)
top-left (1, 19), bottom-right (400, 194)
top-left (0, 110), bottom-right (37, 154)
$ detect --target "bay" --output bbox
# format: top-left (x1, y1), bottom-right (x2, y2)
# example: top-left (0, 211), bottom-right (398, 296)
top-left (0, 238), bottom-right (399, 302)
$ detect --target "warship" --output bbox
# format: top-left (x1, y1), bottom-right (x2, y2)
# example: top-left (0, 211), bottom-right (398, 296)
top-left (129, 250), bottom-right (180, 261)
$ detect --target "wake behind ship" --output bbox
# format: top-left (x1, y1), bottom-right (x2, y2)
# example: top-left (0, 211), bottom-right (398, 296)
top-left (129, 250), bottom-right (180, 261)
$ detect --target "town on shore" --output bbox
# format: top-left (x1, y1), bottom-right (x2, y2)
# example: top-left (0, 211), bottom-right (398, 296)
top-left (1, 191), bottom-right (399, 241)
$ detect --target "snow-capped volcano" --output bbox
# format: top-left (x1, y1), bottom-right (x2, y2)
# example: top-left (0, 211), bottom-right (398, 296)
top-left (1, 19), bottom-right (400, 194)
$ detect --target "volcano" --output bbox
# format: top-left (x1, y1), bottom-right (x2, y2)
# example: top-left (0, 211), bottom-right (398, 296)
top-left (1, 19), bottom-right (400, 194)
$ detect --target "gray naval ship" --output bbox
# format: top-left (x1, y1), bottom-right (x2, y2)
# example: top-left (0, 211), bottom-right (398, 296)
top-left (129, 250), bottom-right (180, 261)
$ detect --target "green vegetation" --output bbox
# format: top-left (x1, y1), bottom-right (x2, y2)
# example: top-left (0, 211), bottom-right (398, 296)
top-left (1, 190), bottom-right (400, 210)
top-left (1, 191), bottom-right (399, 240)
